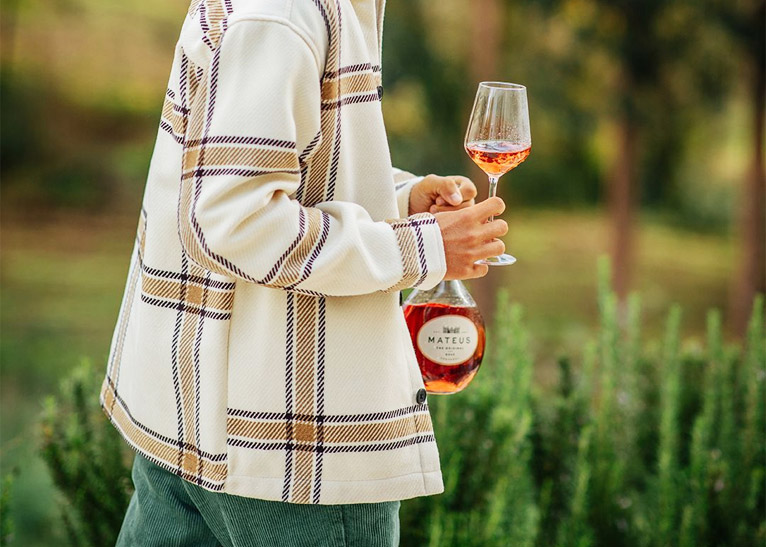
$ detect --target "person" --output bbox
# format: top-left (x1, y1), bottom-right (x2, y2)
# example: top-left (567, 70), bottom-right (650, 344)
top-left (102, 0), bottom-right (508, 545)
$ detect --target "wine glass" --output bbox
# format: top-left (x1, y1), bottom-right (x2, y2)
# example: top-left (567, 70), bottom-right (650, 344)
top-left (464, 82), bottom-right (531, 266)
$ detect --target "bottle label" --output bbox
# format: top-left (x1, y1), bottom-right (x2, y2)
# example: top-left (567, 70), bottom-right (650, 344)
top-left (416, 315), bottom-right (479, 366)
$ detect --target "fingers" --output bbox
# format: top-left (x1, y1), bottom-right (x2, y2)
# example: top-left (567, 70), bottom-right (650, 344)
top-left (435, 197), bottom-right (509, 281)
top-left (480, 238), bottom-right (506, 258)
top-left (467, 263), bottom-right (490, 279)
top-left (429, 200), bottom-right (474, 214)
top-left (445, 262), bottom-right (489, 281)
top-left (435, 176), bottom-right (477, 207)
top-left (465, 237), bottom-right (505, 263)
top-left (457, 196), bottom-right (505, 221)
top-left (481, 218), bottom-right (508, 240)
top-left (437, 177), bottom-right (464, 206)
top-left (418, 175), bottom-right (479, 214)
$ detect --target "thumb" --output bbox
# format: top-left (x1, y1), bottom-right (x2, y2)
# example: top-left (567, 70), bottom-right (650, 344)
top-left (437, 178), bottom-right (463, 206)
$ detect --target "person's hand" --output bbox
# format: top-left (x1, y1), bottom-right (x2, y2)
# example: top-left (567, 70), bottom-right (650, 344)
top-left (409, 175), bottom-right (478, 215)
top-left (434, 197), bottom-right (508, 280)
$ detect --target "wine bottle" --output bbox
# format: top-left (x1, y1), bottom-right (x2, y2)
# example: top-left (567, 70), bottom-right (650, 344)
top-left (403, 280), bottom-right (486, 394)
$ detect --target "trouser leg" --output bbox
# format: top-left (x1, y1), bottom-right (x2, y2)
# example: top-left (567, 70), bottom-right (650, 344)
top-left (116, 454), bottom-right (221, 547)
top-left (117, 453), bottom-right (401, 547)
top-left (182, 485), bottom-right (401, 547)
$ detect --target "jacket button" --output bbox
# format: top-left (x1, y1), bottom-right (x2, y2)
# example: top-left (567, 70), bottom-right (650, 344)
top-left (377, 85), bottom-right (384, 100)
top-left (416, 388), bottom-right (427, 405)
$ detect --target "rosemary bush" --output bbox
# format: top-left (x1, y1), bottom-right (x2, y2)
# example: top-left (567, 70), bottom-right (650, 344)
top-left (402, 262), bottom-right (764, 547)
top-left (0, 473), bottom-right (15, 546)
top-left (39, 363), bottom-right (132, 547)
top-left (40, 264), bottom-right (764, 546)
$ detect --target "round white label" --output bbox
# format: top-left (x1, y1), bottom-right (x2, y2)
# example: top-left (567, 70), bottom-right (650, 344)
top-left (416, 315), bottom-right (479, 366)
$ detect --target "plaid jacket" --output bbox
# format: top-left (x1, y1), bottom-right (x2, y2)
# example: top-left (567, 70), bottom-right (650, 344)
top-left (100, 0), bottom-right (448, 505)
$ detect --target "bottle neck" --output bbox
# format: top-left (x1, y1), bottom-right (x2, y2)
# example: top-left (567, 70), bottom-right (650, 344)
top-left (405, 279), bottom-right (477, 306)
top-left (442, 280), bottom-right (477, 306)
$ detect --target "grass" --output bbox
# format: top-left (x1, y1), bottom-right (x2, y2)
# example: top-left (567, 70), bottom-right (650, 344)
top-left (0, 207), bottom-right (736, 545)
top-left (472, 209), bottom-right (736, 387)
top-left (1, 212), bottom-right (136, 547)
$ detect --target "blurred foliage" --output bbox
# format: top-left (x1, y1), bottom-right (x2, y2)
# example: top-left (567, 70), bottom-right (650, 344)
top-left (1, 0), bottom-right (762, 543)
top-left (37, 264), bottom-right (765, 545)
top-left (40, 361), bottom-right (133, 547)
top-left (380, 0), bottom-right (755, 230)
top-left (0, 208), bottom-right (737, 545)
top-left (0, 473), bottom-right (15, 546)
top-left (0, 0), bottom-right (182, 211)
top-left (0, 0), bottom-right (758, 228)
top-left (400, 263), bottom-right (764, 546)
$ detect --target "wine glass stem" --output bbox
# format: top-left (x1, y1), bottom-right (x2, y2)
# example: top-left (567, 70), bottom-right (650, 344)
top-left (487, 175), bottom-right (499, 222)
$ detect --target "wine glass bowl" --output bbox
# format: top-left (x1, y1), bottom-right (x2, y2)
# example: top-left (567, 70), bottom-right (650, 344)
top-left (465, 141), bottom-right (531, 177)
top-left (465, 81), bottom-right (531, 266)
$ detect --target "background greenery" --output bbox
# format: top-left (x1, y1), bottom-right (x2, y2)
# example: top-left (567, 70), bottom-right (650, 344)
top-left (0, 0), bottom-right (763, 545)
top-left (33, 272), bottom-right (766, 546)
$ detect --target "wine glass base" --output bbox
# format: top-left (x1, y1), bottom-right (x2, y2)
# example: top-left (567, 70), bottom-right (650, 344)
top-left (477, 254), bottom-right (517, 266)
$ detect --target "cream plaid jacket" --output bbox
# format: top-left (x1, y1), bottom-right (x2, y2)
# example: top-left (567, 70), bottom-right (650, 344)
top-left (100, 0), bottom-right (448, 505)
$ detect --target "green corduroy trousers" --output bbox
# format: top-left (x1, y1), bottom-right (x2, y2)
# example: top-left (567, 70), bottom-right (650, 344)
top-left (116, 454), bottom-right (401, 547)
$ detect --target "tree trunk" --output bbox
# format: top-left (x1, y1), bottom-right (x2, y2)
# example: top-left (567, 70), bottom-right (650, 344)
top-left (731, 57), bottom-right (766, 333)
top-left (0, 0), bottom-right (20, 70)
top-left (467, 0), bottom-right (505, 321)
top-left (469, 0), bottom-right (502, 83)
top-left (608, 116), bottom-right (638, 300)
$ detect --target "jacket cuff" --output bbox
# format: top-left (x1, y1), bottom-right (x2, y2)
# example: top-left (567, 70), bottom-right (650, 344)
top-left (395, 176), bottom-right (423, 218)
top-left (385, 213), bottom-right (446, 292)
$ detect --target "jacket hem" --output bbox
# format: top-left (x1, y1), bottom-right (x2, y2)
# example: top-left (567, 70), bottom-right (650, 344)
top-left (224, 470), bottom-right (444, 505)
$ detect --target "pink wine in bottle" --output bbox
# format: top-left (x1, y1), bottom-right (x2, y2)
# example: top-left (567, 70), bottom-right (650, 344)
top-left (403, 281), bottom-right (486, 394)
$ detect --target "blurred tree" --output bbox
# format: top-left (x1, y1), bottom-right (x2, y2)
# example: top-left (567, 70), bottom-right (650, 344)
top-left (578, 0), bottom-right (686, 298)
top-left (529, 0), bottom-right (743, 299)
top-left (710, 0), bottom-right (766, 333)
top-left (469, 0), bottom-right (503, 83)
top-left (385, 0), bottom-right (748, 317)
top-left (0, 0), bottom-right (20, 70)
top-left (384, 0), bottom-right (471, 177)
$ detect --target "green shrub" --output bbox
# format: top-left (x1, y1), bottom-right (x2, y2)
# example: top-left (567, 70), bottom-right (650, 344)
top-left (0, 472), bottom-right (15, 546)
top-left (402, 261), bottom-right (764, 546)
top-left (39, 362), bottom-right (132, 547)
top-left (40, 266), bottom-right (765, 546)
top-left (400, 301), bottom-right (539, 547)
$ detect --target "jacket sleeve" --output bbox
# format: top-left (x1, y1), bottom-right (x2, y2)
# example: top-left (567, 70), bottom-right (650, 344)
top-left (177, 18), bottom-right (446, 297)
top-left (392, 168), bottom-right (422, 218)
